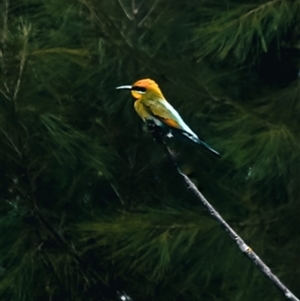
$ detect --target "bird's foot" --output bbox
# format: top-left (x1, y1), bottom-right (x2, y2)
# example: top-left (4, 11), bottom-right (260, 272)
top-left (146, 120), bottom-right (164, 144)
top-left (146, 120), bottom-right (157, 134)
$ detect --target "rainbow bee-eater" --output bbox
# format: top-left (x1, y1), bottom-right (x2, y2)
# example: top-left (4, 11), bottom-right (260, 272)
top-left (116, 78), bottom-right (220, 157)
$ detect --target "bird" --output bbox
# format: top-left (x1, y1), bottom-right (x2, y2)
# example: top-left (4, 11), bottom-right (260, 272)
top-left (116, 78), bottom-right (220, 157)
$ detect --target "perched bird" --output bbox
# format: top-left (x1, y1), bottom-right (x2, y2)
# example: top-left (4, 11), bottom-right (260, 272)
top-left (116, 78), bottom-right (220, 157)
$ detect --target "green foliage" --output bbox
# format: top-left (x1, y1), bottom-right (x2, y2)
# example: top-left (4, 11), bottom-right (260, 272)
top-left (194, 0), bottom-right (300, 63)
top-left (0, 0), bottom-right (299, 300)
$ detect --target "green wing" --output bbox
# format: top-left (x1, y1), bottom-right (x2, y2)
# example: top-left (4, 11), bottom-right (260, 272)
top-left (142, 98), bottom-right (182, 129)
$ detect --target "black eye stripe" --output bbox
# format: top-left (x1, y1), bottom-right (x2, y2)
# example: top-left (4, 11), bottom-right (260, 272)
top-left (132, 86), bottom-right (146, 92)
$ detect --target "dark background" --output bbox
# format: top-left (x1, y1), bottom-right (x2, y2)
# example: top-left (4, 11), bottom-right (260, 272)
top-left (0, 0), bottom-right (300, 300)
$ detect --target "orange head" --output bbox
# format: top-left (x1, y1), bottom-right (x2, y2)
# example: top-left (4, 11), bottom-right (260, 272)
top-left (116, 78), bottom-right (164, 99)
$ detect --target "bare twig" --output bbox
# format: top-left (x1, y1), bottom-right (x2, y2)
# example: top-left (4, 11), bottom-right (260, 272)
top-left (110, 182), bottom-right (125, 205)
top-left (0, 87), bottom-right (10, 100)
top-left (117, 0), bottom-right (134, 20)
top-left (138, 0), bottom-right (160, 28)
top-left (12, 23), bottom-right (31, 104)
top-left (239, 0), bottom-right (281, 21)
top-left (1, 0), bottom-right (10, 94)
top-left (179, 173), bottom-right (299, 301)
top-left (0, 127), bottom-right (22, 157)
top-left (0, 0), bottom-right (9, 46)
top-left (148, 122), bottom-right (299, 301)
top-left (136, 0), bottom-right (146, 11)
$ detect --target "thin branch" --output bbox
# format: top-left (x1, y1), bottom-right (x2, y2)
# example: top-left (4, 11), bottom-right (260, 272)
top-left (117, 0), bottom-right (134, 20)
top-left (0, 0), bottom-right (9, 46)
top-left (0, 127), bottom-right (22, 157)
top-left (181, 175), bottom-right (299, 301)
top-left (239, 0), bottom-right (281, 21)
top-left (136, 0), bottom-right (146, 11)
top-left (12, 24), bottom-right (31, 104)
top-left (147, 121), bottom-right (299, 301)
top-left (216, 0), bottom-right (283, 30)
top-left (0, 87), bottom-right (10, 100)
top-left (131, 0), bottom-right (136, 13)
top-left (110, 182), bottom-right (125, 205)
top-left (138, 0), bottom-right (160, 28)
top-left (1, 0), bottom-right (10, 95)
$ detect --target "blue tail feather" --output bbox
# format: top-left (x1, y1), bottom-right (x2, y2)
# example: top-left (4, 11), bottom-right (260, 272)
top-left (174, 129), bottom-right (220, 157)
